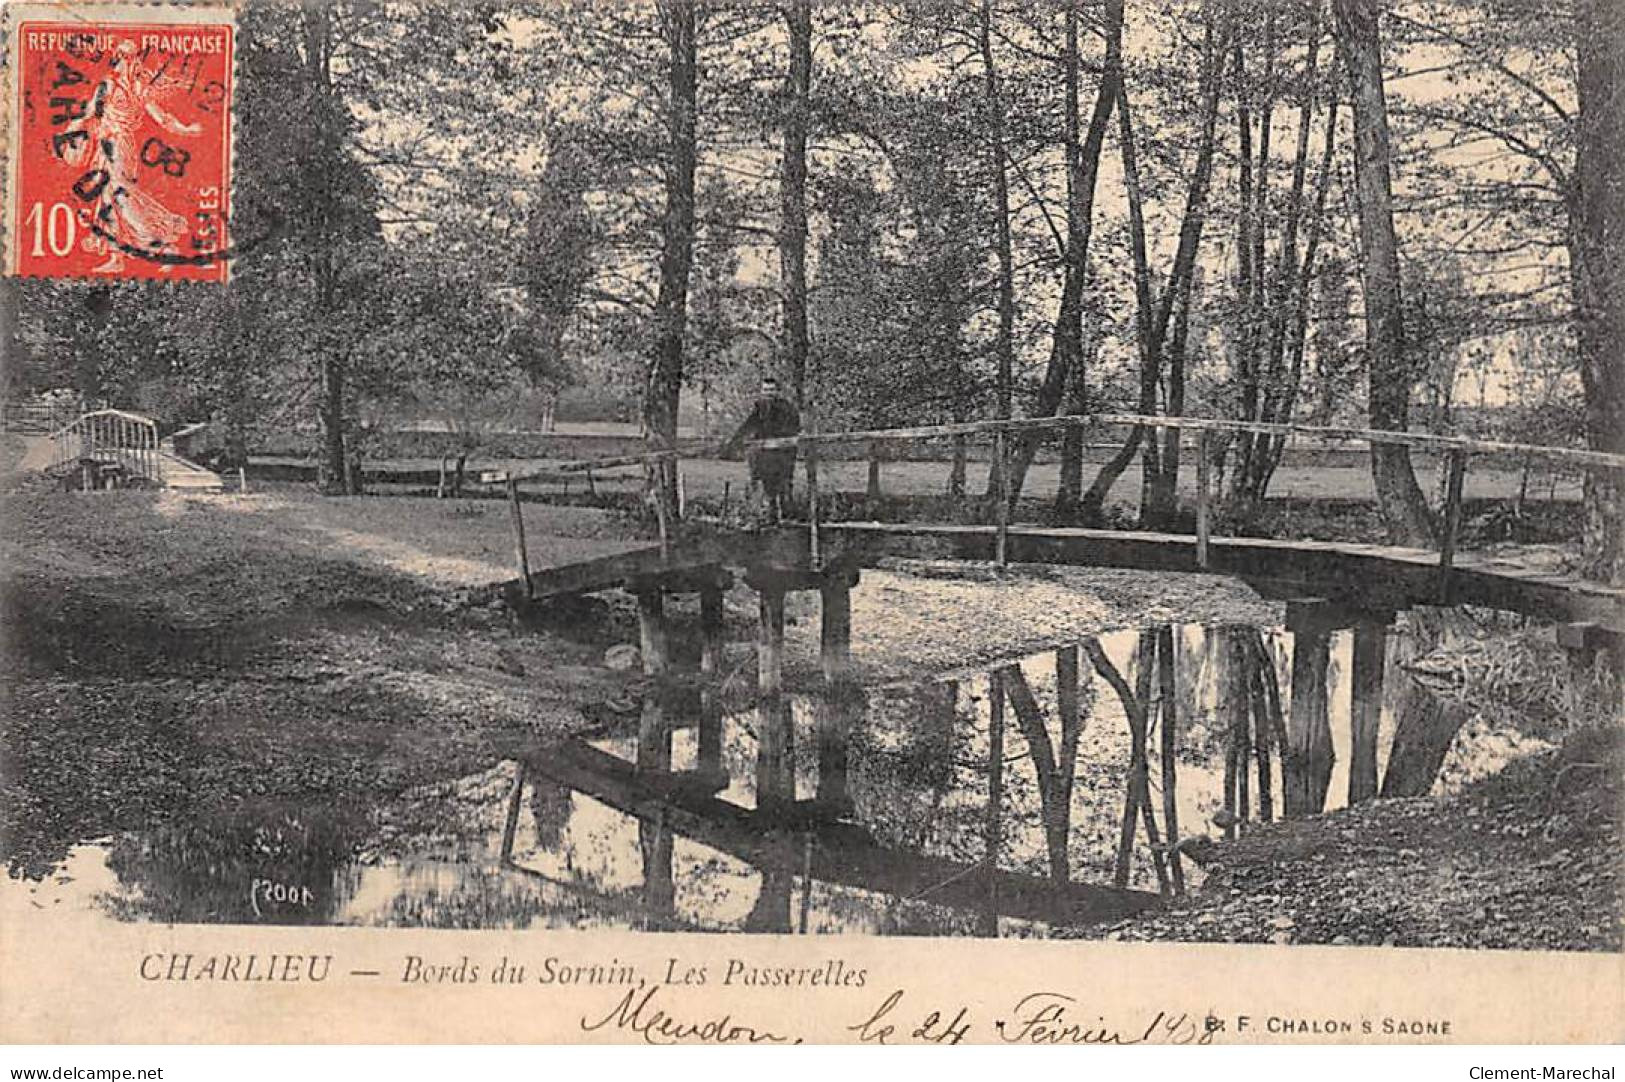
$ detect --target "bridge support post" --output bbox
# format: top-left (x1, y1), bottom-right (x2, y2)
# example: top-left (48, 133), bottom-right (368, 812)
top-left (814, 572), bottom-right (859, 818)
top-left (698, 583), bottom-right (725, 781)
top-left (756, 582), bottom-right (791, 812)
top-left (819, 575), bottom-right (853, 685)
top-left (499, 759), bottom-right (527, 864)
top-left (806, 436), bottom-right (821, 569)
top-left (1348, 618), bottom-right (1387, 805)
top-left (1284, 605), bottom-right (1335, 818)
top-left (634, 586), bottom-right (668, 679)
top-left (1437, 449), bottom-right (1468, 603)
top-left (1195, 429), bottom-right (1212, 569)
top-left (507, 478), bottom-right (534, 601)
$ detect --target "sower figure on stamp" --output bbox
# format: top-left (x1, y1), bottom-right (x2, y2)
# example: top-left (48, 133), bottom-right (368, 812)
top-left (63, 40), bottom-right (201, 274)
top-left (722, 376), bottom-right (801, 527)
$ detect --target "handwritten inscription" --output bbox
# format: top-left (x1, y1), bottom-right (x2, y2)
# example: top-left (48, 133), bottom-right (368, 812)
top-left (580, 982), bottom-right (801, 1046)
top-left (848, 988), bottom-right (1214, 1046)
top-left (996, 992), bottom-right (1212, 1045)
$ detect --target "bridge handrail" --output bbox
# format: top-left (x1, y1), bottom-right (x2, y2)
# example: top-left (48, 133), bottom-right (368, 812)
top-left (45, 407), bottom-right (160, 442)
top-left (751, 414), bottom-right (1625, 472)
top-left (49, 409), bottom-right (162, 487)
top-left (496, 413), bottom-right (1625, 484)
top-left (491, 412), bottom-right (1620, 602)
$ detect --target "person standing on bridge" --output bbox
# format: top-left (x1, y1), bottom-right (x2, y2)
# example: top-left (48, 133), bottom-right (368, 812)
top-left (722, 375), bottom-right (801, 526)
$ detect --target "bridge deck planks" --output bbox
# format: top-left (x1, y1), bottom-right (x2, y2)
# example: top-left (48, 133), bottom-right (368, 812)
top-left (518, 521), bottom-right (1625, 632)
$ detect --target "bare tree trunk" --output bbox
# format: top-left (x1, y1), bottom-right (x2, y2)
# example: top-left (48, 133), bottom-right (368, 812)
top-left (1247, 630), bottom-right (1285, 820)
top-left (1088, 93), bottom-right (1160, 522)
top-left (1055, 320), bottom-right (1095, 516)
top-left (780, 0), bottom-right (812, 408)
top-left (1380, 676), bottom-right (1468, 798)
top-left (1083, 6), bottom-right (1230, 524)
top-left (978, 0), bottom-right (1016, 519)
top-left (1333, 0), bottom-right (1435, 545)
top-left (1053, 1), bottom-right (1094, 521)
top-left (304, 4), bottom-right (346, 496)
top-left (1283, 625), bottom-right (1334, 816)
top-left (1006, 0), bottom-right (1124, 507)
top-left (1088, 633), bottom-right (1169, 892)
top-left (643, 0), bottom-right (698, 525)
top-left (1230, 15), bottom-right (1334, 520)
top-left (1004, 666), bottom-right (1080, 882)
top-left (1574, 0), bottom-right (1625, 585)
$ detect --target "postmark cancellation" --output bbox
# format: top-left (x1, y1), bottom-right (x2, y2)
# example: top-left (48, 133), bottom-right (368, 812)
top-left (5, 3), bottom-right (233, 282)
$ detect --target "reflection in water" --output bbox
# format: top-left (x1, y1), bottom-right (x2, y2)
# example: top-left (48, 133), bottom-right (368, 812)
top-left (16, 617), bottom-right (1532, 936)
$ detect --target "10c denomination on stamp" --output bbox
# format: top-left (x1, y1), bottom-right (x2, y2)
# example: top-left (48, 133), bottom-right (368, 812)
top-left (9, 15), bottom-right (233, 282)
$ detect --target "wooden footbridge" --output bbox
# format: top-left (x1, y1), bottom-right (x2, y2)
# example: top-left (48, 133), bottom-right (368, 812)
top-left (499, 412), bottom-right (1625, 638)
top-left (481, 414), bottom-right (1622, 930)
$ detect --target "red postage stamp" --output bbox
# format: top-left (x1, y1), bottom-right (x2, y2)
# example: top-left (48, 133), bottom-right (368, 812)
top-left (8, 15), bottom-right (234, 282)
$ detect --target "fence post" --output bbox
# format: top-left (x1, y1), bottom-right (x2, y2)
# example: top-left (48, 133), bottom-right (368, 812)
top-left (1195, 428), bottom-right (1212, 569)
top-left (647, 457), bottom-right (673, 561)
top-left (806, 434), bottom-right (822, 569)
top-left (507, 477), bottom-right (534, 601)
top-left (994, 428), bottom-right (1009, 568)
top-left (1437, 448), bottom-right (1467, 603)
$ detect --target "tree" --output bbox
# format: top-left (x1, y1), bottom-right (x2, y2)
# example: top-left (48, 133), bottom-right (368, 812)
top-left (978, 0), bottom-right (1017, 509)
top-left (1006, 0), bottom-right (1126, 514)
top-left (779, 0), bottom-right (813, 409)
top-left (1573, 0), bottom-right (1625, 583)
top-left (1332, 0), bottom-right (1435, 544)
top-left (520, 125), bottom-right (599, 426)
top-left (1383, 0), bottom-right (1622, 574)
top-left (644, 0), bottom-right (700, 522)
top-left (1222, 0), bottom-right (1343, 522)
top-left (1082, 0), bottom-right (1232, 526)
top-left (285, 3), bottom-right (385, 493)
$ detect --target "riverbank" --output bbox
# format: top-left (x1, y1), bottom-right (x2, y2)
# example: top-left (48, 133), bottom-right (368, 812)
top-left (1075, 723), bottom-right (1621, 952)
top-left (2, 484), bottom-right (1617, 950)
top-left (0, 486), bottom-right (1276, 878)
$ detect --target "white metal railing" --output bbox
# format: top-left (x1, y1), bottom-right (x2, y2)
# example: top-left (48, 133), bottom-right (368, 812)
top-left (49, 408), bottom-right (163, 488)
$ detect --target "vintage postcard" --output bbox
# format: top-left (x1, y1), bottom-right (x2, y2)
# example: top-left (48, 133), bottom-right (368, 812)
top-left (1, 0), bottom-right (1621, 1049)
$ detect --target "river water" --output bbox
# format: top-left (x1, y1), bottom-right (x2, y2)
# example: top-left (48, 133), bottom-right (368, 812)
top-left (12, 619), bottom-right (1551, 935)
